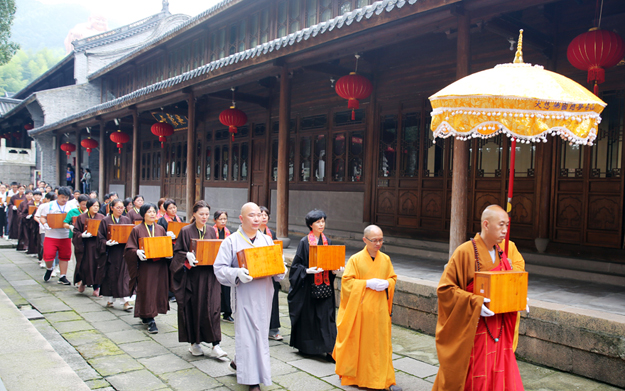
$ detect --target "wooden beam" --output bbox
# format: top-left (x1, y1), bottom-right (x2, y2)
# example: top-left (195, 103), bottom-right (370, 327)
top-left (98, 120), bottom-right (106, 200)
top-left (302, 62), bottom-right (373, 80)
top-left (207, 90), bottom-right (269, 109)
top-left (131, 110), bottom-right (140, 196)
top-left (449, 12), bottom-right (471, 257)
top-left (186, 91), bottom-right (196, 216)
top-left (276, 66), bottom-right (290, 239)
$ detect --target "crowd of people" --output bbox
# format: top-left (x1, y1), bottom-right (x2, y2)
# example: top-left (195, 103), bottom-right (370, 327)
top-left (1, 178), bottom-right (528, 391)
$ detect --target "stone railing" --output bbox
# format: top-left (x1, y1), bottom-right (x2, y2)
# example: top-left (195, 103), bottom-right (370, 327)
top-left (0, 139), bottom-right (36, 166)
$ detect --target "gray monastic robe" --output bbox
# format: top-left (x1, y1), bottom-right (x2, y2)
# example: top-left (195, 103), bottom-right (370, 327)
top-left (213, 226), bottom-right (286, 386)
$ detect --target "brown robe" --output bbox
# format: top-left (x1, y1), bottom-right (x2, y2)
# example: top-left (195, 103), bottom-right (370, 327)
top-left (73, 213), bottom-right (105, 286)
top-left (171, 224), bottom-right (221, 344)
top-left (126, 209), bottom-right (143, 223)
top-left (16, 199), bottom-right (30, 250)
top-left (26, 201), bottom-right (41, 255)
top-left (96, 215), bottom-right (132, 298)
top-left (124, 223), bottom-right (170, 319)
top-left (8, 193), bottom-right (25, 239)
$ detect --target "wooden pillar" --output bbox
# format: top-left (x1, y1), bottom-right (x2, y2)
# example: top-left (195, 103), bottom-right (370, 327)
top-left (131, 110), bottom-right (140, 196)
top-left (449, 13), bottom-right (471, 257)
top-left (186, 91), bottom-right (196, 216)
top-left (98, 120), bottom-right (106, 201)
top-left (75, 129), bottom-right (82, 191)
top-left (363, 73), bottom-right (377, 223)
top-left (276, 66), bottom-right (290, 238)
top-left (537, 139), bottom-right (553, 241)
top-left (262, 85), bottom-right (273, 207)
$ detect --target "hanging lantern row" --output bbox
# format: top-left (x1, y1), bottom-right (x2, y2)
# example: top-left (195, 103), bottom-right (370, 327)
top-left (151, 121), bottom-right (174, 148)
top-left (110, 130), bottom-right (130, 153)
top-left (24, 124), bottom-right (34, 131)
top-left (335, 54), bottom-right (373, 120)
top-left (60, 142), bottom-right (76, 157)
top-left (567, 28), bottom-right (625, 96)
top-left (219, 87), bottom-right (248, 141)
top-left (81, 137), bottom-right (98, 156)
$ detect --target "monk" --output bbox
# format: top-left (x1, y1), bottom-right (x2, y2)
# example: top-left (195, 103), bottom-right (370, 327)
top-left (213, 202), bottom-right (286, 391)
top-left (432, 205), bottom-right (525, 391)
top-left (333, 225), bottom-right (400, 391)
top-left (25, 191), bottom-right (43, 256)
top-left (16, 190), bottom-right (33, 251)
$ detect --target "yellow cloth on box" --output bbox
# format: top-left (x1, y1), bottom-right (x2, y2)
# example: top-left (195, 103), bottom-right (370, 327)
top-left (333, 247), bottom-right (397, 389)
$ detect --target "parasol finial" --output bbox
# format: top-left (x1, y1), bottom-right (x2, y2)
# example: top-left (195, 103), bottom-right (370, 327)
top-left (513, 29), bottom-right (524, 64)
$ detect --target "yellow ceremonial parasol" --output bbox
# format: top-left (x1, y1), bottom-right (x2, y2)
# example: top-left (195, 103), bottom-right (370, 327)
top-left (429, 30), bottom-right (607, 252)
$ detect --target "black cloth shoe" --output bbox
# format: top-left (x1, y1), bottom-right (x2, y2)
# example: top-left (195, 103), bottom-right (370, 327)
top-left (229, 360), bottom-right (237, 371)
top-left (249, 385), bottom-right (261, 391)
top-left (388, 385), bottom-right (403, 391)
top-left (324, 353), bottom-right (335, 363)
top-left (141, 317), bottom-right (154, 324)
top-left (147, 321), bottom-right (158, 334)
top-left (57, 276), bottom-right (71, 285)
top-left (223, 315), bottom-right (234, 323)
top-left (43, 269), bottom-right (52, 282)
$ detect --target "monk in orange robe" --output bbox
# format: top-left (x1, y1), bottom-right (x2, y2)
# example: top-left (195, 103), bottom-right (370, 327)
top-left (432, 205), bottom-right (525, 391)
top-left (333, 225), bottom-right (401, 391)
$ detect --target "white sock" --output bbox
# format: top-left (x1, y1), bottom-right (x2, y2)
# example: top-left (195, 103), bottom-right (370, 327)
top-left (60, 274), bottom-right (65, 278)
top-left (47, 267), bottom-right (53, 271)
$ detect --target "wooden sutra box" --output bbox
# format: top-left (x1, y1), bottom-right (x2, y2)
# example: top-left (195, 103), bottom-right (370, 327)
top-left (28, 205), bottom-right (37, 214)
top-left (309, 245), bottom-right (346, 271)
top-left (14, 199), bottom-right (23, 208)
top-left (167, 221), bottom-right (189, 238)
top-left (474, 270), bottom-right (528, 314)
top-left (138, 236), bottom-right (173, 259)
top-left (85, 219), bottom-right (101, 237)
top-left (237, 245), bottom-right (284, 278)
top-left (190, 239), bottom-right (223, 266)
top-left (107, 224), bottom-right (134, 243)
top-left (273, 240), bottom-right (283, 254)
top-left (47, 213), bottom-right (67, 229)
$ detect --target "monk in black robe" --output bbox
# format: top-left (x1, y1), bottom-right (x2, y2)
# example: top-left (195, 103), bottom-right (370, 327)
top-left (171, 200), bottom-right (227, 357)
top-left (16, 191), bottom-right (33, 251)
top-left (287, 209), bottom-right (339, 360)
top-left (124, 203), bottom-right (170, 334)
top-left (96, 198), bottom-right (133, 311)
top-left (26, 193), bottom-right (43, 255)
top-left (8, 187), bottom-right (25, 240)
top-left (73, 198), bottom-right (105, 296)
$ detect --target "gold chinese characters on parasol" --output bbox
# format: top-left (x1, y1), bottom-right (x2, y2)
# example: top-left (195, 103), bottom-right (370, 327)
top-left (429, 30), bottom-right (606, 146)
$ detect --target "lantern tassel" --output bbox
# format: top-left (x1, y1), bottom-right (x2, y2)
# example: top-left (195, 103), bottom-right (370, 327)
top-left (594, 81), bottom-right (599, 96)
top-left (352, 109), bottom-right (355, 121)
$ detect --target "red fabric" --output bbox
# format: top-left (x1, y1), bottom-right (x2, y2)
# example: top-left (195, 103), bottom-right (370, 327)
top-left (465, 248), bottom-right (524, 391)
top-left (308, 231), bottom-right (330, 286)
top-left (212, 225), bottom-right (230, 237)
top-left (43, 237), bottom-right (71, 262)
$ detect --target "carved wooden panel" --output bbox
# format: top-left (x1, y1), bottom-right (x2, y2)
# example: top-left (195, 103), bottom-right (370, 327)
top-left (587, 196), bottom-right (620, 231)
top-left (474, 192), bottom-right (500, 221)
top-left (377, 189), bottom-right (396, 215)
top-left (399, 190), bottom-right (418, 216)
top-left (421, 191), bottom-right (443, 218)
top-left (555, 195), bottom-right (582, 229)
top-left (510, 194), bottom-right (533, 225)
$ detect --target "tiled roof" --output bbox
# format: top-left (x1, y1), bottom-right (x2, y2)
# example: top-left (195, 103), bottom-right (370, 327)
top-left (0, 97), bottom-right (21, 116)
top-left (30, 0), bottom-right (419, 136)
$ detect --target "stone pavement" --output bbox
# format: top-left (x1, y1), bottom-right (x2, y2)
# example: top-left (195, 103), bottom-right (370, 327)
top-left (0, 244), bottom-right (621, 391)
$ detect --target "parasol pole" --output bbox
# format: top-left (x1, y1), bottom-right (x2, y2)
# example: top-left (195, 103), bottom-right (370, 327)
top-left (505, 138), bottom-right (516, 255)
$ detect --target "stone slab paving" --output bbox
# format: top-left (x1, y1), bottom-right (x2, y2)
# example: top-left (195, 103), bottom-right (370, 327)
top-left (0, 245), bottom-right (622, 391)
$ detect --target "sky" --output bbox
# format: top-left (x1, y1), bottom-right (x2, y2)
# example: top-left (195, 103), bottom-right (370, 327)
top-left (36, 0), bottom-right (222, 25)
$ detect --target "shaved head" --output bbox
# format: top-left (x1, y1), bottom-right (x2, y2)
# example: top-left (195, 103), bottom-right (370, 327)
top-left (241, 202), bottom-right (259, 216)
top-left (481, 204), bottom-right (507, 223)
top-left (363, 225), bottom-right (384, 257)
top-left (364, 225), bottom-right (382, 237)
top-left (480, 204), bottom-right (509, 247)
top-left (240, 202), bottom-right (262, 237)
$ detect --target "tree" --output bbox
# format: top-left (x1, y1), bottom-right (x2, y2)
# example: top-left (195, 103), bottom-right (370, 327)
top-left (0, 0), bottom-right (19, 66)
top-left (0, 48), bottom-right (64, 95)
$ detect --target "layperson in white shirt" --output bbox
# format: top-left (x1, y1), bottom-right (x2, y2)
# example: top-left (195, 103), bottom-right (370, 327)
top-left (39, 187), bottom-right (73, 285)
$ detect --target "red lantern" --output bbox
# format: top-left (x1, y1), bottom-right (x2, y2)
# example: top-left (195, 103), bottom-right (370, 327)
top-left (151, 121), bottom-right (174, 148)
top-left (81, 137), bottom-right (98, 156)
top-left (24, 124), bottom-right (34, 131)
top-left (335, 72), bottom-right (373, 120)
top-left (12, 131), bottom-right (22, 140)
top-left (110, 130), bottom-right (130, 153)
top-left (60, 142), bottom-right (76, 157)
top-left (567, 28), bottom-right (625, 95)
top-left (219, 106), bottom-right (247, 141)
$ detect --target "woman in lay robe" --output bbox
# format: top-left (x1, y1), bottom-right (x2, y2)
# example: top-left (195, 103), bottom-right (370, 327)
top-left (73, 198), bottom-right (105, 296)
top-left (287, 209), bottom-right (339, 360)
top-left (124, 203), bottom-right (170, 334)
top-left (213, 210), bottom-right (233, 323)
top-left (126, 195), bottom-right (144, 223)
top-left (26, 192), bottom-right (43, 255)
top-left (8, 185), bottom-right (26, 240)
top-left (16, 191), bottom-right (33, 251)
top-left (157, 198), bottom-right (182, 302)
top-left (96, 198), bottom-right (133, 311)
top-left (171, 200), bottom-right (227, 358)
top-left (259, 206), bottom-right (282, 341)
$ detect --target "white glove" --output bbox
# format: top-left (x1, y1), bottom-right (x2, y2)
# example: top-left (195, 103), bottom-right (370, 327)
top-left (26, 215), bottom-right (32, 219)
top-left (366, 278), bottom-right (388, 291)
top-left (69, 225), bottom-right (75, 231)
top-left (306, 266), bottom-right (324, 274)
top-left (81, 232), bottom-right (92, 238)
top-left (237, 268), bottom-right (253, 283)
top-left (480, 298), bottom-right (495, 317)
top-left (12, 205), bottom-right (17, 210)
top-left (136, 249), bottom-right (147, 261)
top-left (186, 252), bottom-right (198, 267)
top-left (332, 266), bottom-right (345, 275)
top-left (526, 297), bottom-right (530, 313)
top-left (106, 240), bottom-right (118, 246)
top-left (166, 231), bottom-right (176, 239)
top-left (44, 223), bottom-right (51, 230)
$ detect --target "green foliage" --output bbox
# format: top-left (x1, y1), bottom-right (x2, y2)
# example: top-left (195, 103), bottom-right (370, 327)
top-left (0, 0), bottom-right (19, 65)
top-left (0, 48), bottom-right (65, 95)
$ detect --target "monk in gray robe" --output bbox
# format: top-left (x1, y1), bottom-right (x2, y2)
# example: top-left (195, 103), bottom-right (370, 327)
top-left (213, 202), bottom-right (286, 391)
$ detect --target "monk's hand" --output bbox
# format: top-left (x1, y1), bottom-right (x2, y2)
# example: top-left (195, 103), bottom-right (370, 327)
top-left (82, 231), bottom-right (93, 238)
top-left (136, 250), bottom-right (148, 261)
top-left (106, 240), bottom-right (118, 246)
top-left (69, 225), bottom-right (75, 231)
top-left (332, 266), bottom-right (345, 275)
top-left (166, 231), bottom-right (176, 239)
top-left (12, 205), bottom-right (17, 210)
top-left (306, 266), bottom-right (324, 274)
top-left (237, 268), bottom-right (253, 283)
top-left (366, 278), bottom-right (388, 291)
top-left (480, 298), bottom-right (495, 317)
top-left (186, 252), bottom-right (198, 267)
top-left (525, 297), bottom-right (530, 313)
top-left (26, 215), bottom-right (32, 219)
